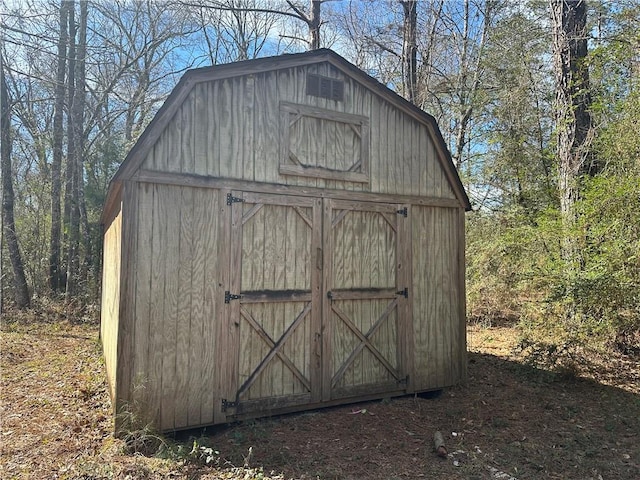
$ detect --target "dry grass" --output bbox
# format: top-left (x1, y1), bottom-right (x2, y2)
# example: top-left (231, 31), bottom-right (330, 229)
top-left (1, 308), bottom-right (639, 479)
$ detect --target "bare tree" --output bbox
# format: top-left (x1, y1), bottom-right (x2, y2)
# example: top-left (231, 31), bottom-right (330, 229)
top-left (182, 0), bottom-right (325, 51)
top-left (1, 52), bottom-right (30, 309)
top-left (63, 0), bottom-right (87, 297)
top-left (50, 1), bottom-right (69, 293)
top-left (400, 0), bottom-right (418, 103)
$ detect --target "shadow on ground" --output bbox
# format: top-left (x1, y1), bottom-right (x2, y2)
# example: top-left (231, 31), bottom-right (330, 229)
top-left (189, 353), bottom-right (640, 479)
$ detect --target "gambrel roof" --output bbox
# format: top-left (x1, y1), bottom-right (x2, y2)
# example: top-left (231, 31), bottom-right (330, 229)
top-left (104, 49), bottom-right (471, 221)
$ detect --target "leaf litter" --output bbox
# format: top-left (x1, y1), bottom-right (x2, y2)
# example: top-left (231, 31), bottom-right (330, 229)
top-left (1, 313), bottom-right (638, 479)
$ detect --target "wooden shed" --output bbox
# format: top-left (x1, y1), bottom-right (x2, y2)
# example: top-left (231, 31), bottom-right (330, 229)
top-left (100, 49), bottom-right (471, 432)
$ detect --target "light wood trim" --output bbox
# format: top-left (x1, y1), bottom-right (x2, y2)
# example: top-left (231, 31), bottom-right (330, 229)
top-left (380, 212), bottom-right (398, 232)
top-left (289, 152), bottom-right (303, 166)
top-left (279, 164), bottom-right (369, 183)
top-left (328, 198), bottom-right (399, 213)
top-left (280, 101), bottom-right (369, 125)
top-left (228, 189), bottom-right (244, 403)
top-left (241, 191), bottom-right (317, 207)
top-left (240, 203), bottom-right (264, 225)
top-left (310, 197), bottom-right (323, 403)
top-left (228, 388), bottom-right (407, 422)
top-left (330, 300), bottom-right (401, 388)
top-left (331, 384), bottom-right (405, 400)
top-left (321, 199), bottom-right (332, 402)
top-left (236, 302), bottom-right (312, 398)
top-left (397, 203), bottom-right (414, 392)
top-left (239, 306), bottom-right (312, 392)
top-left (279, 101), bottom-right (370, 184)
top-left (293, 206), bottom-right (313, 228)
top-left (136, 170), bottom-right (463, 209)
top-left (211, 189), bottom-right (229, 424)
top-left (360, 119), bottom-right (370, 178)
top-left (331, 209), bottom-right (349, 228)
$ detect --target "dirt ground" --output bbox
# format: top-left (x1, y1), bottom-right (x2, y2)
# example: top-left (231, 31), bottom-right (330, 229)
top-left (1, 310), bottom-right (638, 479)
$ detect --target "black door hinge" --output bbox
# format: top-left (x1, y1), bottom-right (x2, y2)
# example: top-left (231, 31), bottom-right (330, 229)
top-left (226, 193), bottom-right (244, 205)
top-left (396, 287), bottom-right (408, 298)
top-left (225, 291), bottom-right (242, 303)
top-left (398, 374), bottom-right (409, 386)
top-left (396, 207), bottom-right (407, 217)
top-left (221, 399), bottom-right (237, 412)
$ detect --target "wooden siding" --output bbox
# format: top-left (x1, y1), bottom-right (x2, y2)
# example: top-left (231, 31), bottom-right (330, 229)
top-left (411, 206), bottom-right (466, 390)
top-left (126, 182), bottom-right (224, 430)
top-left (104, 51), bottom-right (469, 433)
top-left (138, 63), bottom-right (455, 199)
top-left (100, 200), bottom-right (122, 402)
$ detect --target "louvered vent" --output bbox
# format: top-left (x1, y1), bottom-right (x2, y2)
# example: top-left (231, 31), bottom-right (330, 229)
top-left (306, 73), bottom-right (344, 102)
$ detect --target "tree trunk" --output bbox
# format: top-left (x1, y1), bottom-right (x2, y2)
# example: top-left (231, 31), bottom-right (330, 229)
top-left (64, 0), bottom-right (82, 297)
top-left (50, 1), bottom-right (69, 294)
top-left (401, 1), bottom-right (418, 104)
top-left (75, 0), bottom-right (89, 292)
top-left (1, 54), bottom-right (30, 309)
top-left (308, 0), bottom-right (321, 50)
top-left (551, 0), bottom-right (593, 274)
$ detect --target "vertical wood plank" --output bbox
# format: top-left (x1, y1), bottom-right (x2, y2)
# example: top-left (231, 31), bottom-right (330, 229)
top-left (432, 143), bottom-right (443, 197)
top-left (253, 73), bottom-right (270, 183)
top-left (160, 185), bottom-right (181, 431)
top-left (207, 81), bottom-right (220, 177)
top-left (310, 198), bottom-right (323, 401)
top-left (168, 108), bottom-right (182, 173)
top-left (132, 183), bottom-right (152, 414)
top-left (435, 208), bottom-right (447, 387)
top-left (275, 69), bottom-right (290, 185)
top-left (189, 188), bottom-right (206, 425)
top-left (148, 183), bottom-right (167, 427)
top-left (243, 75), bottom-right (255, 181)
top-left (218, 80), bottom-right (233, 177)
top-left (426, 137), bottom-right (436, 196)
top-left (115, 181), bottom-right (138, 424)
top-left (321, 199), bottom-right (332, 401)
top-left (418, 125), bottom-right (428, 197)
top-left (212, 189), bottom-right (230, 423)
top-left (410, 120), bottom-right (420, 196)
top-left (175, 187), bottom-right (193, 429)
top-left (194, 84), bottom-right (208, 175)
top-left (181, 91), bottom-right (195, 175)
top-left (398, 204), bottom-right (414, 392)
top-left (369, 97), bottom-right (381, 193)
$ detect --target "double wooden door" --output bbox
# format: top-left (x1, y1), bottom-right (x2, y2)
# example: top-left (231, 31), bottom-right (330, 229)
top-left (227, 191), bottom-right (410, 415)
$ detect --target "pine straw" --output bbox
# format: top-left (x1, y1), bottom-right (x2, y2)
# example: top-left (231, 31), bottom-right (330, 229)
top-left (1, 313), bottom-right (638, 479)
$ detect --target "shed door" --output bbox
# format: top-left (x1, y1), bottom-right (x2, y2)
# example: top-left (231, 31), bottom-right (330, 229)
top-left (229, 191), bottom-right (322, 414)
top-left (323, 199), bottom-right (410, 401)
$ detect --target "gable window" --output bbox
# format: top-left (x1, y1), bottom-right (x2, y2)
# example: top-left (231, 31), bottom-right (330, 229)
top-left (279, 102), bottom-right (370, 183)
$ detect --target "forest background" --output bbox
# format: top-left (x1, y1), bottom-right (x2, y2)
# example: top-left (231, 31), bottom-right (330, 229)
top-left (1, 0), bottom-right (639, 365)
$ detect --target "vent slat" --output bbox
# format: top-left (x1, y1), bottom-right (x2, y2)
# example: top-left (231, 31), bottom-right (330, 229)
top-left (306, 73), bottom-right (344, 102)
